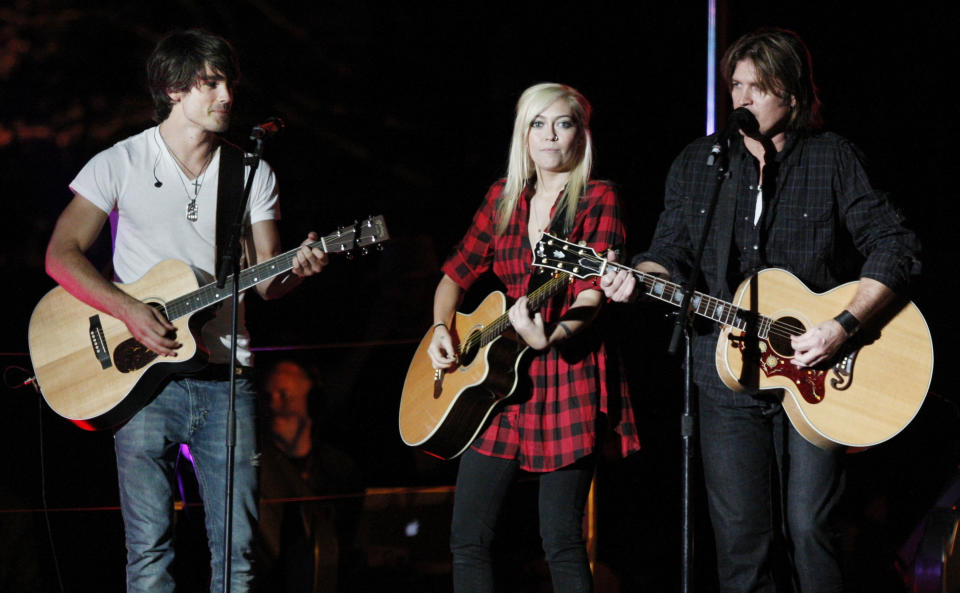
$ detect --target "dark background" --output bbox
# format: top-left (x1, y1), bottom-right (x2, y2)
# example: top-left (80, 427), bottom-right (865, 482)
top-left (1, 1), bottom-right (958, 591)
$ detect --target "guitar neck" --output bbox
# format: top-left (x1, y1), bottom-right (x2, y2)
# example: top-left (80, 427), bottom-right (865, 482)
top-left (532, 234), bottom-right (769, 334)
top-left (463, 273), bottom-right (570, 352)
top-left (162, 229), bottom-right (362, 321)
top-left (608, 261), bottom-right (770, 337)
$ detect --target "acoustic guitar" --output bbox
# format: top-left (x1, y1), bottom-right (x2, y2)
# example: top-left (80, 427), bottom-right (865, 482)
top-left (28, 216), bottom-right (389, 430)
top-left (531, 233), bottom-right (933, 450)
top-left (399, 273), bottom-right (571, 460)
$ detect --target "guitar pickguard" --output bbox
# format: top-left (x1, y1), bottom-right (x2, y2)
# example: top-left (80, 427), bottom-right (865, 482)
top-left (829, 349), bottom-right (857, 391)
top-left (111, 301), bottom-right (174, 373)
top-left (113, 338), bottom-right (159, 373)
top-left (732, 331), bottom-right (860, 404)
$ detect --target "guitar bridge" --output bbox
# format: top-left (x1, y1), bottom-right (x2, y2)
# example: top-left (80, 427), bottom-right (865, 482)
top-left (88, 315), bottom-right (113, 370)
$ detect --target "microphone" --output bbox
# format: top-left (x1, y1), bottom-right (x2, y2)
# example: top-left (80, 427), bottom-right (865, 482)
top-left (725, 107), bottom-right (760, 139)
top-left (250, 116), bottom-right (285, 140)
top-left (707, 107), bottom-right (760, 166)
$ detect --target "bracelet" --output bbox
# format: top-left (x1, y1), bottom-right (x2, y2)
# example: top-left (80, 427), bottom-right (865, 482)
top-left (432, 322), bottom-right (447, 331)
top-left (833, 310), bottom-right (860, 337)
top-left (556, 321), bottom-right (574, 339)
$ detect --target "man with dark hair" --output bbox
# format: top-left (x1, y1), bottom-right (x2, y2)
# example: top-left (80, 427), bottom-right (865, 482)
top-left (146, 28), bottom-right (241, 123)
top-left (602, 28), bottom-right (920, 591)
top-left (45, 29), bottom-right (328, 592)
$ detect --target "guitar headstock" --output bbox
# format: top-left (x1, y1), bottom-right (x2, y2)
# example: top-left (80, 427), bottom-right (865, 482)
top-left (532, 233), bottom-right (605, 280)
top-left (323, 215), bottom-right (390, 256)
top-left (355, 215), bottom-right (390, 251)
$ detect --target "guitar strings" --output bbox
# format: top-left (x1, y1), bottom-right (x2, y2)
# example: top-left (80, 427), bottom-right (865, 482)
top-left (457, 273), bottom-right (569, 355)
top-left (543, 240), bottom-right (828, 346)
top-left (171, 230), bottom-right (352, 305)
top-left (458, 275), bottom-right (564, 353)
top-left (606, 261), bottom-right (811, 339)
top-left (577, 258), bottom-right (810, 340)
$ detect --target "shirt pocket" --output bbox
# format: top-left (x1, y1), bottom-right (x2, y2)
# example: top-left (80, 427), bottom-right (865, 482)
top-left (772, 195), bottom-right (835, 264)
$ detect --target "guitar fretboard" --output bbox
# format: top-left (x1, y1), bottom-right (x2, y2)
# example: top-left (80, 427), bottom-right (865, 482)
top-left (161, 223), bottom-right (377, 321)
top-left (630, 267), bottom-right (773, 338)
top-left (533, 234), bottom-right (776, 339)
top-left (460, 273), bottom-right (569, 354)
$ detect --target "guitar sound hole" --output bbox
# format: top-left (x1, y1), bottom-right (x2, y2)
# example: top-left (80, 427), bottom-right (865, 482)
top-left (459, 331), bottom-right (481, 367)
top-left (113, 300), bottom-right (172, 373)
top-left (769, 316), bottom-right (802, 358)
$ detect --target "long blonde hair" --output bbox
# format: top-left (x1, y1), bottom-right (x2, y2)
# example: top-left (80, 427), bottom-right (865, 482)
top-left (496, 82), bottom-right (593, 235)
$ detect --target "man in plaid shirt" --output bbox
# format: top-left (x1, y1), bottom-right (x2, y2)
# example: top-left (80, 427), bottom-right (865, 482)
top-left (602, 28), bottom-right (920, 592)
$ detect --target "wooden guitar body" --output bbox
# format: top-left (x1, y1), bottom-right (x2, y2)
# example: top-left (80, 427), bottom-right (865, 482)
top-left (716, 268), bottom-right (934, 449)
top-left (28, 259), bottom-right (208, 430)
top-left (399, 291), bottom-right (530, 460)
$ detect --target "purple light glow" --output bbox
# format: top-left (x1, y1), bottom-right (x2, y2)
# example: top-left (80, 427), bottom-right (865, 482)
top-left (179, 443), bottom-right (194, 465)
top-left (706, 0), bottom-right (717, 135)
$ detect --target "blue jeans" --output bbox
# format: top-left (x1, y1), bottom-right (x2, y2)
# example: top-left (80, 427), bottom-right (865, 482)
top-left (450, 449), bottom-right (595, 593)
top-left (114, 377), bottom-right (259, 593)
top-left (698, 384), bottom-right (845, 593)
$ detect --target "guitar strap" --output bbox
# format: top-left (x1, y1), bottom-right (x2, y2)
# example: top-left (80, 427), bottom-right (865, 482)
top-left (215, 140), bottom-right (246, 284)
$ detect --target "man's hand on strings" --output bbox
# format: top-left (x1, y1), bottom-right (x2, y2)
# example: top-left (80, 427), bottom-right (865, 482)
top-left (291, 232), bottom-right (329, 277)
top-left (120, 299), bottom-right (181, 357)
top-left (790, 319), bottom-right (847, 367)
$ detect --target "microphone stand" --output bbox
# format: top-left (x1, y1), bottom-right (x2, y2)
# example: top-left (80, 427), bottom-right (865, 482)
top-left (671, 135), bottom-right (732, 593)
top-left (215, 129), bottom-right (267, 593)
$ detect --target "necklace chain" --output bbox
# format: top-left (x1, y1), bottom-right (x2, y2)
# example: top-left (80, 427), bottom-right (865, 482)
top-left (158, 130), bottom-right (214, 222)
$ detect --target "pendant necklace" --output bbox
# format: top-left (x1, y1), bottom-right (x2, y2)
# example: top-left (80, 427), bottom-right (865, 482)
top-left (158, 130), bottom-right (214, 222)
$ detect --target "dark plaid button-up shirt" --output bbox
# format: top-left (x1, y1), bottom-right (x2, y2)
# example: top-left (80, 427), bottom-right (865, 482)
top-left (442, 179), bottom-right (641, 471)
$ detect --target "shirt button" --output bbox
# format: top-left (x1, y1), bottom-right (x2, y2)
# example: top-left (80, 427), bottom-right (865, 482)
top-left (752, 244), bottom-right (759, 250)
top-left (699, 208), bottom-right (706, 214)
top-left (803, 212), bottom-right (809, 218)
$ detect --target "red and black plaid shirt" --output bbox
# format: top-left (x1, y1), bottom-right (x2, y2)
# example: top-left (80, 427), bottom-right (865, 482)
top-left (442, 179), bottom-right (641, 471)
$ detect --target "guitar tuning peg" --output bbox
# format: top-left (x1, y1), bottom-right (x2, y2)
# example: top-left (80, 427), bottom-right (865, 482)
top-left (376, 243), bottom-right (384, 251)
top-left (361, 247), bottom-right (369, 256)
top-left (346, 251), bottom-right (355, 260)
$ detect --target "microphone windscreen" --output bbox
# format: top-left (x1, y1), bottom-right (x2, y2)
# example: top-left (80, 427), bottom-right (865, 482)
top-left (729, 107), bottom-right (760, 137)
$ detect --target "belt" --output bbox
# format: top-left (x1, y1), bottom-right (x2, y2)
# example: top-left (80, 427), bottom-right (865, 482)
top-left (185, 363), bottom-right (254, 382)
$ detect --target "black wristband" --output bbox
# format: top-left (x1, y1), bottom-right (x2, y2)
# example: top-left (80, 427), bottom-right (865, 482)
top-left (833, 310), bottom-right (860, 336)
top-left (556, 321), bottom-right (574, 339)
top-left (432, 322), bottom-right (447, 331)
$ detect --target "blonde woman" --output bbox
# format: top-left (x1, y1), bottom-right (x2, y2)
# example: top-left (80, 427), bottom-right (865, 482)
top-left (427, 82), bottom-right (640, 592)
